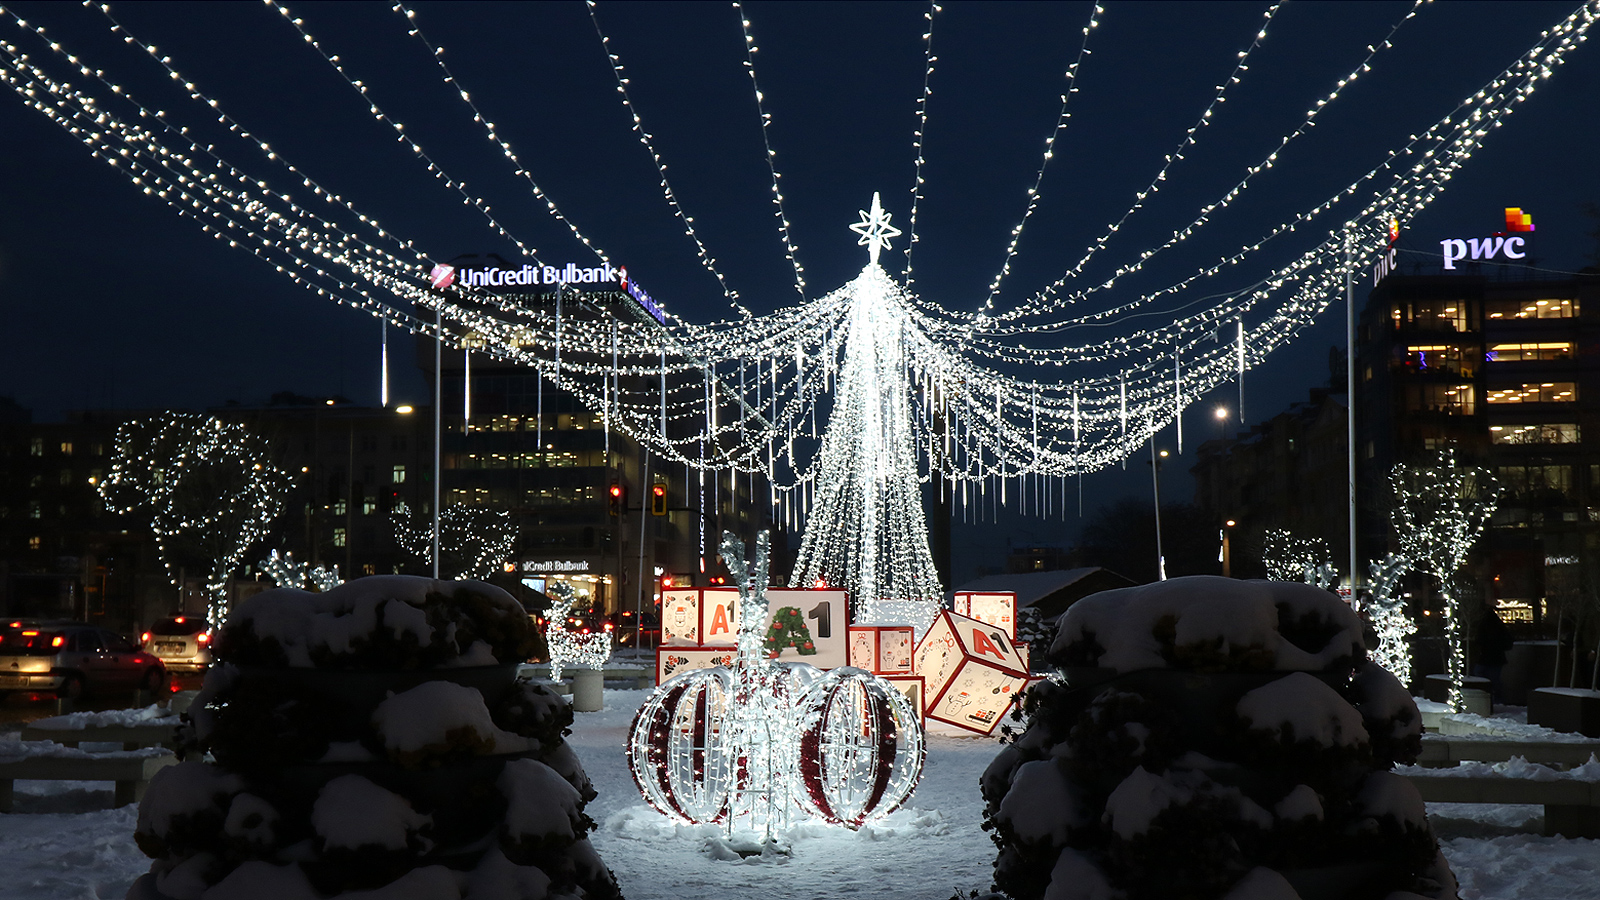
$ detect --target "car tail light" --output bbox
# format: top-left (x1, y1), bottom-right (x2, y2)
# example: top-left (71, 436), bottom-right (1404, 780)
top-left (142, 632), bottom-right (151, 643)
top-left (21, 630), bottom-right (38, 636)
top-left (51, 636), bottom-right (64, 648)
top-left (604, 622), bottom-right (614, 632)
top-left (174, 617), bottom-right (185, 624)
top-left (197, 633), bottom-right (210, 644)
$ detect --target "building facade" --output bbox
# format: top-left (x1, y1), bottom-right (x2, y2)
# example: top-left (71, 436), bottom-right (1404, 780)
top-left (1359, 270), bottom-right (1600, 626)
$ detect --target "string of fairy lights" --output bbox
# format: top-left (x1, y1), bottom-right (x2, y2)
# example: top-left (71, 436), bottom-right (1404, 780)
top-left (899, 1), bottom-right (939, 293)
top-left (4, 2), bottom-right (1595, 609)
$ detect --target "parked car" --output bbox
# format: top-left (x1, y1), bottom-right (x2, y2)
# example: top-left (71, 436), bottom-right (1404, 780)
top-left (0, 621), bottom-right (167, 700)
top-left (611, 610), bottom-right (661, 648)
top-left (140, 615), bottom-right (214, 672)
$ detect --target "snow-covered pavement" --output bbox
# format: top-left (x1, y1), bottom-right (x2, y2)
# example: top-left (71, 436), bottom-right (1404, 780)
top-left (3, 687), bottom-right (1599, 899)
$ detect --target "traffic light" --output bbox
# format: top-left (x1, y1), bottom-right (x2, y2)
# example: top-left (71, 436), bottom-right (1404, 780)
top-left (608, 481), bottom-right (624, 516)
top-left (650, 481), bottom-right (668, 516)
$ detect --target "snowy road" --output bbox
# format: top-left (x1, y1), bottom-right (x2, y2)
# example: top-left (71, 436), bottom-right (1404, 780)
top-left (2, 687), bottom-right (1598, 899)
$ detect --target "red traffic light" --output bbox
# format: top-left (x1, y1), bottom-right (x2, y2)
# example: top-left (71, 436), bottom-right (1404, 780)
top-left (650, 482), bottom-right (668, 516)
top-left (609, 484), bottom-right (623, 499)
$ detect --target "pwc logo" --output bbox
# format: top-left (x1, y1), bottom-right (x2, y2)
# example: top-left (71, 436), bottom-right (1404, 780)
top-left (1440, 207), bottom-right (1534, 270)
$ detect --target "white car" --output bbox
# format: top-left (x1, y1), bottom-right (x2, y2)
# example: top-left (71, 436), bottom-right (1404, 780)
top-left (141, 616), bottom-right (214, 672)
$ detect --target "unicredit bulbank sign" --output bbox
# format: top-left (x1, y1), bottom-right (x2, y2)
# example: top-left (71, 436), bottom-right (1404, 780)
top-left (431, 262), bottom-right (620, 289)
top-left (428, 261), bottom-right (666, 324)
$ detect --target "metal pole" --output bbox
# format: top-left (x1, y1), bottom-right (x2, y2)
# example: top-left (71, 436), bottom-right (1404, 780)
top-left (1346, 234), bottom-right (1358, 602)
top-left (433, 306), bottom-right (442, 579)
top-left (638, 447), bottom-right (649, 650)
top-left (1150, 437), bottom-right (1166, 581)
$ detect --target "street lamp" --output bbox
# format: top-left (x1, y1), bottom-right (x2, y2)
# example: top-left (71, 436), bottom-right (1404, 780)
top-left (1149, 442), bottom-right (1169, 581)
top-left (1214, 405), bottom-right (1228, 441)
top-left (1221, 519), bottom-right (1236, 577)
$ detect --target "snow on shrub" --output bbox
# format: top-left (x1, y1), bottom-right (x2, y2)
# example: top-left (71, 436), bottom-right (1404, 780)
top-left (134, 574), bottom-right (619, 900)
top-left (984, 575), bottom-right (1456, 900)
top-left (371, 680), bottom-right (531, 766)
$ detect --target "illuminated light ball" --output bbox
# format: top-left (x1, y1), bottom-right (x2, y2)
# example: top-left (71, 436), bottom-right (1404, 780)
top-left (626, 668), bottom-right (734, 824)
top-left (794, 667), bottom-right (925, 828)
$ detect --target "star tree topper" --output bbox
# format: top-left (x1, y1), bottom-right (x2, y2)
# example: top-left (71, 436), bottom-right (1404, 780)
top-left (850, 191), bottom-right (902, 266)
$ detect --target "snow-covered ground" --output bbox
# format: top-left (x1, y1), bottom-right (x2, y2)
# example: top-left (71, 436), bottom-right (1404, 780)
top-left (3, 687), bottom-right (1599, 899)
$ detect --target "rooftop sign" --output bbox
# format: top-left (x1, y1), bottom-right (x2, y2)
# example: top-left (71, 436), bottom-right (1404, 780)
top-left (425, 260), bottom-right (667, 324)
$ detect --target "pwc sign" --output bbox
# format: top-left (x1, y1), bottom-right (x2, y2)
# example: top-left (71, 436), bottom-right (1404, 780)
top-left (1439, 207), bottom-right (1535, 271)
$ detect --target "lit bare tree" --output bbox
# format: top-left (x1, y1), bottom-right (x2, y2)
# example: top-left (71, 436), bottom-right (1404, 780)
top-left (391, 501), bottom-right (517, 580)
top-left (1390, 449), bottom-right (1499, 711)
top-left (100, 413), bottom-right (292, 628)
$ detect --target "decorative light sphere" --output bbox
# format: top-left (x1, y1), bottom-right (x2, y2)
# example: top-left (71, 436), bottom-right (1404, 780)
top-left (794, 667), bottom-right (925, 828)
top-left (625, 662), bottom-right (923, 830)
top-left (627, 667), bottom-right (736, 824)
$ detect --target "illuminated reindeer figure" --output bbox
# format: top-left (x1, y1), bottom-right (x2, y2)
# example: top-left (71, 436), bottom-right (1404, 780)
top-left (544, 581), bottom-right (612, 681)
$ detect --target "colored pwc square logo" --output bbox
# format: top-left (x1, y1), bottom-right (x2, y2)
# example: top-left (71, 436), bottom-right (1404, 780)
top-left (1503, 207), bottom-right (1535, 233)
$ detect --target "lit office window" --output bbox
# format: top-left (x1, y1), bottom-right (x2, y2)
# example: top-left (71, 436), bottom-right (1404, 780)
top-left (1486, 383), bottom-right (1576, 404)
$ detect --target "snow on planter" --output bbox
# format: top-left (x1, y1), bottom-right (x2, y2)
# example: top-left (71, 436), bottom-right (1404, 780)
top-left (128, 575), bottom-right (620, 900)
top-left (982, 575), bottom-right (1459, 900)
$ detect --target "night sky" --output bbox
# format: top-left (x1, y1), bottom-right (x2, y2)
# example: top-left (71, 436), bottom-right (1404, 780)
top-left (2, 1), bottom-right (1597, 569)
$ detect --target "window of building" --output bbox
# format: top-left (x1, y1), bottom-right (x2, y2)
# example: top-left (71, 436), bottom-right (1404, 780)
top-left (1403, 345), bottom-right (1476, 376)
top-left (362, 563), bottom-right (377, 575)
top-left (59, 442), bottom-right (73, 456)
top-left (28, 474), bottom-right (42, 488)
top-left (1404, 383), bottom-right (1475, 414)
top-left (1399, 299), bottom-right (1469, 332)
top-left (332, 499), bottom-right (347, 516)
top-left (363, 495), bottom-right (377, 516)
top-left (59, 469), bottom-right (73, 486)
top-left (392, 464), bottom-right (407, 484)
top-left (1486, 382), bottom-right (1577, 404)
top-left (332, 527), bottom-right (347, 548)
top-left (391, 435), bottom-right (408, 451)
top-left (1497, 464), bottom-right (1574, 502)
top-left (27, 536), bottom-right (41, 550)
top-left (1490, 423), bottom-right (1579, 444)
top-left (1485, 297), bottom-right (1577, 319)
top-left (1486, 342), bottom-right (1573, 362)
top-left (29, 438), bottom-right (43, 457)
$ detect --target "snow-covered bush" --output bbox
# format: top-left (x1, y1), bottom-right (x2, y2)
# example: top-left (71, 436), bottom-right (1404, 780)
top-left (133, 575), bottom-right (618, 900)
top-left (983, 576), bottom-right (1456, 900)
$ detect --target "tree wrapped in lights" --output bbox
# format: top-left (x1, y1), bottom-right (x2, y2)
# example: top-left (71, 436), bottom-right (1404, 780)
top-left (99, 413), bottom-right (292, 629)
top-left (543, 580), bottom-right (612, 681)
top-left (259, 548), bottom-right (342, 592)
top-left (1367, 552), bottom-right (1416, 686)
top-left (791, 195), bottom-right (943, 628)
top-left (391, 501), bottom-right (516, 579)
top-left (1390, 450), bottom-right (1499, 711)
top-left (1260, 527), bottom-right (1334, 585)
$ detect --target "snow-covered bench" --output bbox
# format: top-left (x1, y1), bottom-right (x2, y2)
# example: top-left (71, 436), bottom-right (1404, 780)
top-left (18, 704), bottom-right (182, 752)
top-left (1417, 734), bottom-right (1600, 769)
top-left (1399, 757), bottom-right (1600, 838)
top-left (0, 744), bottom-right (177, 812)
top-left (517, 664), bottom-right (652, 689)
